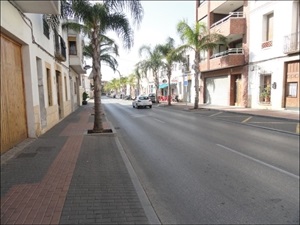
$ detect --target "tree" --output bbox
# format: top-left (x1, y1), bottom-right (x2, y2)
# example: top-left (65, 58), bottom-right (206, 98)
top-left (157, 37), bottom-right (186, 106)
top-left (177, 20), bottom-right (227, 109)
top-left (138, 45), bottom-right (164, 103)
top-left (127, 73), bottom-right (137, 98)
top-left (83, 35), bottom-right (119, 74)
top-left (63, 0), bottom-right (143, 132)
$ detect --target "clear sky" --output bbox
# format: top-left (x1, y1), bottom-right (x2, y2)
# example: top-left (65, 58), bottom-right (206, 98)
top-left (98, 1), bottom-right (196, 81)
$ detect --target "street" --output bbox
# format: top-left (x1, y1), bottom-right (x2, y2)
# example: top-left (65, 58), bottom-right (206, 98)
top-left (103, 98), bottom-right (299, 224)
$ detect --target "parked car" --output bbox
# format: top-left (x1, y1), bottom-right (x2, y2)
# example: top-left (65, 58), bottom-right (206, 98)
top-left (148, 93), bottom-right (156, 103)
top-left (132, 95), bottom-right (152, 109)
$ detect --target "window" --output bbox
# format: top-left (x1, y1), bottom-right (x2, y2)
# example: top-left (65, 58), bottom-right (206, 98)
top-left (262, 13), bottom-right (273, 48)
top-left (43, 18), bottom-right (50, 39)
top-left (46, 68), bottom-right (53, 106)
top-left (69, 41), bottom-right (77, 55)
top-left (266, 13), bottom-right (273, 41)
top-left (200, 50), bottom-right (207, 61)
top-left (287, 82), bottom-right (297, 97)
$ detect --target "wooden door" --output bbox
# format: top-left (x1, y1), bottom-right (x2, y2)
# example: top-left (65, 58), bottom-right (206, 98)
top-left (1, 34), bottom-right (28, 154)
top-left (285, 61), bottom-right (299, 109)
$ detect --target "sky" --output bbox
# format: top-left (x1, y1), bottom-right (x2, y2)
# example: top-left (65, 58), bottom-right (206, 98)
top-left (95, 1), bottom-right (196, 81)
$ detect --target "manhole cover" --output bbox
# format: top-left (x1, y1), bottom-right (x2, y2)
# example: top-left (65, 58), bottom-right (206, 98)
top-left (17, 153), bottom-right (37, 158)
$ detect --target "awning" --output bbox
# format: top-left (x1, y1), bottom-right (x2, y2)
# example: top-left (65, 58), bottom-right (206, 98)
top-left (159, 83), bottom-right (168, 89)
top-left (159, 83), bottom-right (177, 89)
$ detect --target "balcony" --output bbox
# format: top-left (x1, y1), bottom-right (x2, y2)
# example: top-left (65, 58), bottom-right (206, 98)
top-left (12, 0), bottom-right (60, 14)
top-left (69, 55), bottom-right (86, 74)
top-left (283, 32), bottom-right (300, 54)
top-left (200, 48), bottom-right (245, 71)
top-left (210, 12), bottom-right (245, 38)
top-left (54, 34), bottom-right (66, 62)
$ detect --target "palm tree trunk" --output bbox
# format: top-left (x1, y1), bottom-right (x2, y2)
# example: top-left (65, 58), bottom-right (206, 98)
top-left (154, 71), bottom-right (160, 103)
top-left (92, 30), bottom-right (103, 132)
top-left (194, 53), bottom-right (200, 109)
top-left (167, 70), bottom-right (171, 106)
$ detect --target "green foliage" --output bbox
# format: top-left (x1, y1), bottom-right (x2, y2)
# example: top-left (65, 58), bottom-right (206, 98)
top-left (82, 91), bottom-right (89, 101)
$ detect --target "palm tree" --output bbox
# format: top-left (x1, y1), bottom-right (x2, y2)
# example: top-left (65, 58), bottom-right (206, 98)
top-left (127, 73), bottom-right (137, 98)
top-left (132, 66), bottom-right (142, 97)
top-left (157, 37), bottom-right (186, 106)
top-left (63, 0), bottom-right (143, 133)
top-left (83, 35), bottom-right (119, 75)
top-left (177, 20), bottom-right (227, 109)
top-left (138, 45), bottom-right (164, 103)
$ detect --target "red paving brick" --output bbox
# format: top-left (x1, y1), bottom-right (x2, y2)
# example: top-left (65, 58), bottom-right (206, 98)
top-left (0, 107), bottom-right (95, 224)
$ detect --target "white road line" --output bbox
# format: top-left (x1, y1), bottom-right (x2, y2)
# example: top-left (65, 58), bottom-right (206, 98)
top-left (242, 116), bottom-right (252, 123)
top-left (209, 112), bottom-right (223, 117)
top-left (216, 144), bottom-right (299, 179)
top-left (153, 118), bottom-right (165, 123)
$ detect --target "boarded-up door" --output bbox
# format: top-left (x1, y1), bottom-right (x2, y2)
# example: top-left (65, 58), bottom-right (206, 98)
top-left (1, 34), bottom-right (27, 154)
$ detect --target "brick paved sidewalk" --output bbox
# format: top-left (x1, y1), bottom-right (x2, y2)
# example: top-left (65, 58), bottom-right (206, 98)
top-left (1, 103), bottom-right (150, 224)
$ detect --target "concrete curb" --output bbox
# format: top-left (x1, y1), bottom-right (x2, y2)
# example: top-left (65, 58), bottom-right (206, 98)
top-left (114, 137), bottom-right (161, 225)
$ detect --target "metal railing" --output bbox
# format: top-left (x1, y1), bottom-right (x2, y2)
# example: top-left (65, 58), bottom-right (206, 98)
top-left (210, 48), bottom-right (244, 59)
top-left (211, 12), bottom-right (244, 28)
top-left (54, 33), bottom-right (66, 61)
top-left (283, 31), bottom-right (300, 54)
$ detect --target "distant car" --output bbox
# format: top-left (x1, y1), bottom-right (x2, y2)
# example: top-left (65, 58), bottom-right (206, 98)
top-left (132, 95), bottom-right (152, 109)
top-left (148, 93), bottom-right (156, 103)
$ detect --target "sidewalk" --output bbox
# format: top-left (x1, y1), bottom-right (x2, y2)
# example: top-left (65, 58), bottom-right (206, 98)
top-left (157, 101), bottom-right (300, 121)
top-left (1, 102), bottom-right (159, 225)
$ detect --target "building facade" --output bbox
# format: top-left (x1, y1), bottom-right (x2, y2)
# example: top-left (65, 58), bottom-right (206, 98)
top-left (248, 0), bottom-right (299, 110)
top-left (1, 0), bottom-right (86, 154)
top-left (196, 0), bottom-right (249, 107)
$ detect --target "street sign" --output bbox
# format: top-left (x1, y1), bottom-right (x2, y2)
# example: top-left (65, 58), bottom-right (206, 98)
top-left (184, 75), bottom-right (188, 86)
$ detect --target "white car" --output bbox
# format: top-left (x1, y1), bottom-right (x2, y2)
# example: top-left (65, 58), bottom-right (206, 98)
top-left (132, 95), bottom-right (153, 109)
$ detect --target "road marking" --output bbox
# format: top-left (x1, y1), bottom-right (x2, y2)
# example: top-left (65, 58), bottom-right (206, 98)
top-left (209, 112), bottom-right (223, 117)
top-left (153, 118), bottom-right (165, 123)
top-left (242, 116), bottom-right (252, 123)
top-left (131, 114), bottom-right (147, 118)
top-left (249, 121), bottom-right (295, 124)
top-left (216, 144), bottom-right (299, 179)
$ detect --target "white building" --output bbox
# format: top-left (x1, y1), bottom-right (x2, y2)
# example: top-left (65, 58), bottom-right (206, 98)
top-left (248, 0), bottom-right (299, 110)
top-left (1, 0), bottom-right (86, 154)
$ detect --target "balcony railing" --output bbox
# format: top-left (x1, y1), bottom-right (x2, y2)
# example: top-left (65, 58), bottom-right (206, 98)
top-left (211, 12), bottom-right (243, 29)
top-left (283, 32), bottom-right (300, 54)
top-left (54, 33), bottom-right (66, 62)
top-left (210, 48), bottom-right (244, 59)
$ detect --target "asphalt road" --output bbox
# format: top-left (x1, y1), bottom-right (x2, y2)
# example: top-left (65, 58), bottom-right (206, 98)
top-left (103, 98), bottom-right (299, 224)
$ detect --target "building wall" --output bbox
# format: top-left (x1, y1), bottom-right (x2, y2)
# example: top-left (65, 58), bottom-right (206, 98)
top-left (248, 0), bottom-right (299, 110)
top-left (1, 0), bottom-right (86, 153)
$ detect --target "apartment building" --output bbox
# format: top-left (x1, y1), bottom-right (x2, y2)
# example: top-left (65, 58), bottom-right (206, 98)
top-left (248, 0), bottom-right (299, 110)
top-left (1, 0), bottom-right (86, 154)
top-left (196, 0), bottom-right (249, 107)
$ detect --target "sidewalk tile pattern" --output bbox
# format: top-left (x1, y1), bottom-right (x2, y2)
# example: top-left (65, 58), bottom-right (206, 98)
top-left (1, 105), bottom-right (149, 224)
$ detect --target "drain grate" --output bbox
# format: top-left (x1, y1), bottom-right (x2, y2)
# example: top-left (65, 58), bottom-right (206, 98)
top-left (16, 153), bottom-right (37, 158)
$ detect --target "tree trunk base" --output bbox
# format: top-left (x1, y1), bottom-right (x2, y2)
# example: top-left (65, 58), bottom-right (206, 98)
top-left (87, 129), bottom-right (113, 134)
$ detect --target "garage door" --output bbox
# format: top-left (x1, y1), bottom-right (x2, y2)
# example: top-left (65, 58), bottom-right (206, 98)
top-left (1, 34), bottom-right (28, 154)
top-left (205, 76), bottom-right (229, 105)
